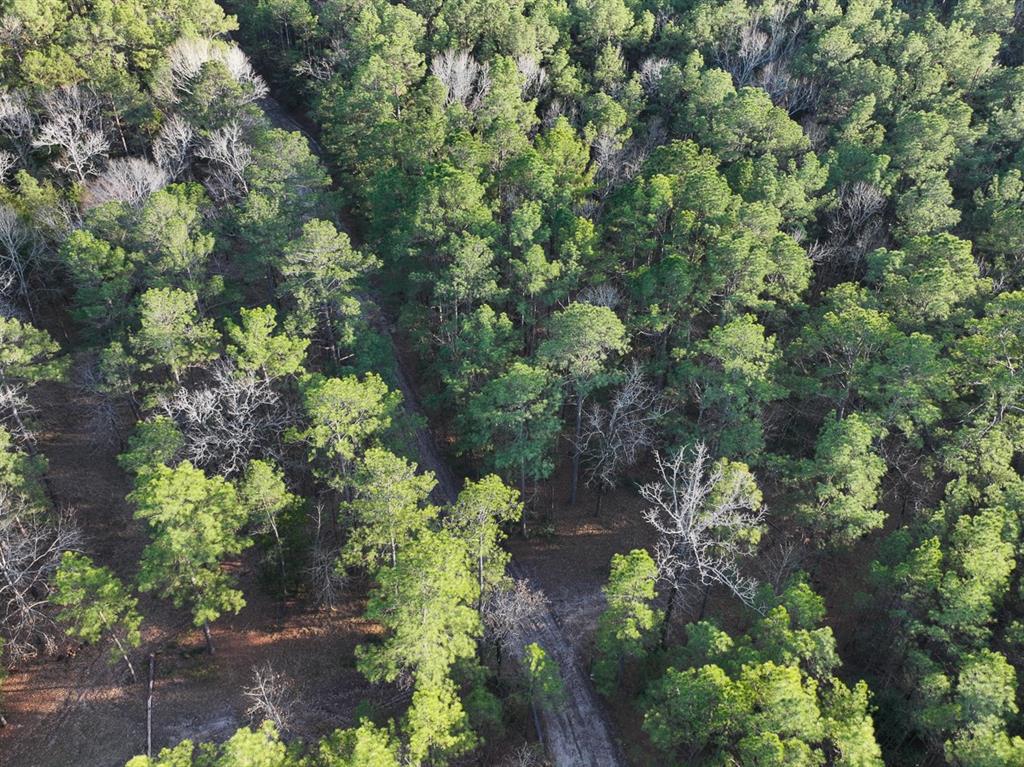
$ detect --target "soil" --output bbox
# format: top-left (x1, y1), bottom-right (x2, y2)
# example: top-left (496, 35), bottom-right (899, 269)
top-left (0, 350), bottom-right (387, 767)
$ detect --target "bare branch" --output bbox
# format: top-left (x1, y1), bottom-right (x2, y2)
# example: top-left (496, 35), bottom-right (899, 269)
top-left (243, 662), bottom-right (297, 735)
top-left (641, 442), bottom-right (764, 611)
top-left (84, 157), bottom-right (169, 209)
top-left (32, 86), bottom-right (109, 181)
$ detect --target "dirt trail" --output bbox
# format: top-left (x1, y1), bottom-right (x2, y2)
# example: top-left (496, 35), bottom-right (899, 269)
top-left (258, 96), bottom-right (626, 766)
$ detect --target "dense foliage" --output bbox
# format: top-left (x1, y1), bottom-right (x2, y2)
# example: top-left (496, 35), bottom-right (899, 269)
top-left (2, 0), bottom-right (1024, 765)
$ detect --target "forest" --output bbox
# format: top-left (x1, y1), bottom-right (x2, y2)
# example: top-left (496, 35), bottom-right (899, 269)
top-left (1, 0), bottom-right (1024, 765)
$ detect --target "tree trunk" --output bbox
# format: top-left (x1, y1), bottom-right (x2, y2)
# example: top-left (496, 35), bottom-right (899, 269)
top-left (697, 583), bottom-right (711, 621)
top-left (203, 622), bottom-right (215, 655)
top-left (594, 487), bottom-right (604, 518)
top-left (112, 634), bottom-right (137, 682)
top-left (146, 653), bottom-right (155, 758)
top-left (531, 700), bottom-right (545, 751)
top-left (660, 583), bottom-right (678, 649)
top-left (569, 396), bottom-right (583, 506)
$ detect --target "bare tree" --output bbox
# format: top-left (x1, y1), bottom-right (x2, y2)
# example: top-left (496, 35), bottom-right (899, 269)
top-left (431, 49), bottom-right (491, 110)
top-left (577, 284), bottom-right (621, 309)
top-left (0, 204), bottom-right (43, 316)
top-left (158, 361), bottom-right (290, 476)
top-left (500, 743), bottom-right (547, 767)
top-left (84, 157), bottom-right (169, 209)
top-left (33, 86), bottom-right (109, 181)
top-left (0, 496), bottom-right (81, 662)
top-left (638, 57), bottom-right (672, 94)
top-left (0, 150), bottom-right (16, 182)
top-left (578, 362), bottom-right (669, 514)
top-left (155, 37), bottom-right (268, 106)
top-left (153, 114), bottom-right (196, 180)
top-left (196, 122), bottom-right (252, 201)
top-left (641, 442), bottom-right (764, 643)
top-left (0, 90), bottom-right (33, 161)
top-left (482, 578), bottom-right (548, 670)
top-left (243, 662), bottom-right (297, 734)
top-left (515, 55), bottom-right (548, 98)
top-left (305, 504), bottom-right (347, 610)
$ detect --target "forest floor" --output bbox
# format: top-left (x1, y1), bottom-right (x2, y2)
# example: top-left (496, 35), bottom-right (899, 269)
top-left (0, 344), bottom-right (393, 767)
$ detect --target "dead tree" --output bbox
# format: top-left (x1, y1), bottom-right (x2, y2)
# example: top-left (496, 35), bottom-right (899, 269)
top-left (158, 361), bottom-right (291, 476)
top-left (196, 122), bottom-right (252, 202)
top-left (0, 90), bottom-right (34, 162)
top-left (155, 37), bottom-right (268, 106)
top-left (0, 204), bottom-right (43, 317)
top-left (243, 662), bottom-right (297, 735)
top-left (152, 115), bottom-right (196, 181)
top-left (0, 495), bottom-right (81, 662)
top-left (577, 362), bottom-right (669, 515)
top-left (33, 85), bottom-right (109, 182)
top-left (640, 442), bottom-right (764, 645)
top-left (84, 157), bottom-right (169, 209)
top-left (482, 578), bottom-right (548, 672)
top-left (431, 49), bottom-right (491, 110)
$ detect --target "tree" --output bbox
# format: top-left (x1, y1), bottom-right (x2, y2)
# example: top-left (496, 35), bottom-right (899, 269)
top-left (356, 529), bottom-right (480, 685)
top-left (238, 460), bottom-right (298, 591)
top-left (292, 373), bottom-right (400, 476)
top-left (592, 549), bottom-right (657, 695)
top-left (341, 448), bottom-right (438, 570)
top-left (54, 552), bottom-right (142, 680)
top-left (538, 301), bottom-right (628, 504)
top-left (522, 642), bottom-right (564, 748)
top-left (798, 414), bottom-right (887, 546)
top-left (131, 461), bottom-right (251, 653)
top-left (129, 288), bottom-right (218, 383)
top-left (445, 475), bottom-right (522, 601)
top-left (279, 219), bottom-right (378, 354)
top-left (225, 306), bottom-right (308, 380)
top-left (482, 578), bottom-right (548, 671)
top-left (463, 362), bottom-right (563, 497)
top-left (0, 316), bottom-right (66, 438)
top-left (641, 442), bottom-right (764, 641)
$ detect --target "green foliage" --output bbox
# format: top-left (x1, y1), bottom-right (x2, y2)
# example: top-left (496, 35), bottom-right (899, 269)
top-left (523, 642), bottom-right (564, 709)
top-left (445, 474), bottom-right (522, 598)
top-left (642, 580), bottom-right (882, 766)
top-left (593, 549), bottom-right (657, 695)
top-left (54, 552), bottom-right (142, 673)
top-left (341, 448), bottom-right (438, 570)
top-left (132, 462), bottom-right (251, 631)
top-left (129, 288), bottom-right (218, 383)
top-left (316, 720), bottom-right (400, 767)
top-left (225, 306), bottom-right (308, 379)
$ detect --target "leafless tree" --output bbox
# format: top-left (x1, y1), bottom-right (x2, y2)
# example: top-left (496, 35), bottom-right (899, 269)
top-left (0, 496), bottom-right (81, 662)
top-left (196, 122), bottom-right (252, 201)
top-left (638, 57), bottom-right (672, 94)
top-left (578, 362), bottom-right (669, 514)
top-left (431, 49), bottom-right (491, 110)
top-left (153, 114), bottom-right (196, 180)
top-left (33, 86), bottom-right (109, 181)
top-left (305, 504), bottom-right (347, 610)
top-left (482, 578), bottom-right (548, 670)
top-left (243, 662), bottom-right (297, 734)
top-left (155, 37), bottom-right (268, 106)
top-left (84, 157), bottom-right (169, 209)
top-left (578, 284), bottom-right (621, 309)
top-left (516, 55), bottom-right (548, 99)
top-left (641, 442), bottom-right (765, 643)
top-left (0, 150), bottom-right (16, 182)
top-left (500, 743), bottom-right (547, 767)
top-left (813, 181), bottom-right (887, 283)
top-left (0, 203), bottom-right (43, 317)
top-left (0, 90), bottom-right (33, 161)
top-left (713, 1), bottom-right (817, 114)
top-left (158, 361), bottom-right (291, 476)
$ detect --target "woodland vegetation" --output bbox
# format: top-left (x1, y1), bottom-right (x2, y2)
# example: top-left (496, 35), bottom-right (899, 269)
top-left (1, 0), bottom-right (1024, 765)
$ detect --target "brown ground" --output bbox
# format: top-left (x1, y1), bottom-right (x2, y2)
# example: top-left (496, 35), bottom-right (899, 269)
top-left (0, 351), bottom-right (387, 767)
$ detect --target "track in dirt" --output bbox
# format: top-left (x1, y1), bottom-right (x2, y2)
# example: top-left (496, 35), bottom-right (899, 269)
top-left (258, 97), bottom-right (626, 767)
